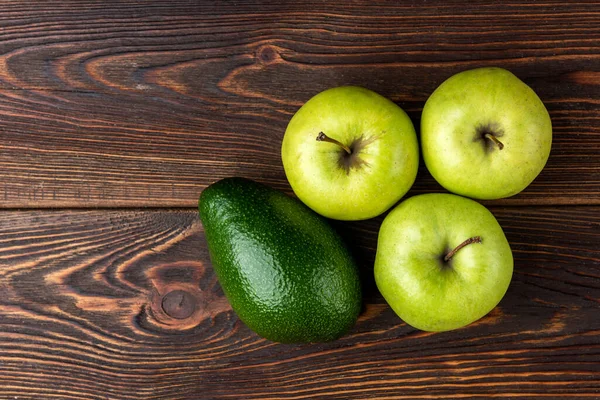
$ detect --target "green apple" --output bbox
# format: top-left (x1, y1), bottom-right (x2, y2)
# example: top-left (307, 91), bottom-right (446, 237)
top-left (421, 67), bottom-right (552, 200)
top-left (374, 193), bottom-right (513, 332)
top-left (281, 86), bottom-right (419, 221)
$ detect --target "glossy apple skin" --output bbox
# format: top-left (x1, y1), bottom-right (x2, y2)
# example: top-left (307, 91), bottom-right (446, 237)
top-left (374, 193), bottom-right (513, 332)
top-left (421, 67), bottom-right (552, 200)
top-left (282, 86), bottom-right (419, 221)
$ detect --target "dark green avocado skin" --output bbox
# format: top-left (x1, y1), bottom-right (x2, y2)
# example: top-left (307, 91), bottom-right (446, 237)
top-left (198, 177), bottom-right (361, 343)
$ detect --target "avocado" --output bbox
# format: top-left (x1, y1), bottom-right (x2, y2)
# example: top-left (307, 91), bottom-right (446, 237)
top-left (198, 177), bottom-right (361, 343)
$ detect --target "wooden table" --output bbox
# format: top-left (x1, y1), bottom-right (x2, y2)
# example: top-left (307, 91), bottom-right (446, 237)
top-left (0, 1), bottom-right (598, 399)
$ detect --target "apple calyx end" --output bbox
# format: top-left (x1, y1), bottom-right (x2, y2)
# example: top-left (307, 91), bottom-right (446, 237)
top-left (316, 132), bottom-right (352, 155)
top-left (444, 236), bottom-right (482, 262)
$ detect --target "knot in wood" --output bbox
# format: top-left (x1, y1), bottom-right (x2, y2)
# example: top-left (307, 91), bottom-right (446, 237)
top-left (256, 45), bottom-right (278, 64)
top-left (161, 290), bottom-right (197, 320)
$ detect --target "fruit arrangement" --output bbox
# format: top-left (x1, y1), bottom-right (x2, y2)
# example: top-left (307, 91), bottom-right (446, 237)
top-left (198, 67), bottom-right (552, 343)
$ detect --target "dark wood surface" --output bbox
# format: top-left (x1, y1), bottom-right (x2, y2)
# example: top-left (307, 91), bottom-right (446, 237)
top-left (0, 1), bottom-right (598, 399)
top-left (0, 208), bottom-right (598, 399)
top-left (0, 0), bottom-right (598, 207)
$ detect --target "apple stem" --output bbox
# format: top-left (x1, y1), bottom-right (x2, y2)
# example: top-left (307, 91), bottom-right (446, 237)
top-left (484, 133), bottom-right (504, 150)
top-left (316, 132), bottom-right (352, 155)
top-left (444, 236), bottom-right (482, 262)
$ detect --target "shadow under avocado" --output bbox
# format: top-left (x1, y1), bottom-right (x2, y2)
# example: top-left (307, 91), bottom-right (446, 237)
top-left (328, 215), bottom-right (386, 302)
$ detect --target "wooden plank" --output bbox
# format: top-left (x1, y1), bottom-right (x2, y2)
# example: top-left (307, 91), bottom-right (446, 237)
top-left (0, 0), bottom-right (598, 207)
top-left (0, 207), bottom-right (597, 399)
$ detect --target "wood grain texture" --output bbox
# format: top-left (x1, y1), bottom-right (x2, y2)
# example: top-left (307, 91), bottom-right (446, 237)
top-left (0, 207), bottom-right (597, 399)
top-left (0, 0), bottom-right (598, 207)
